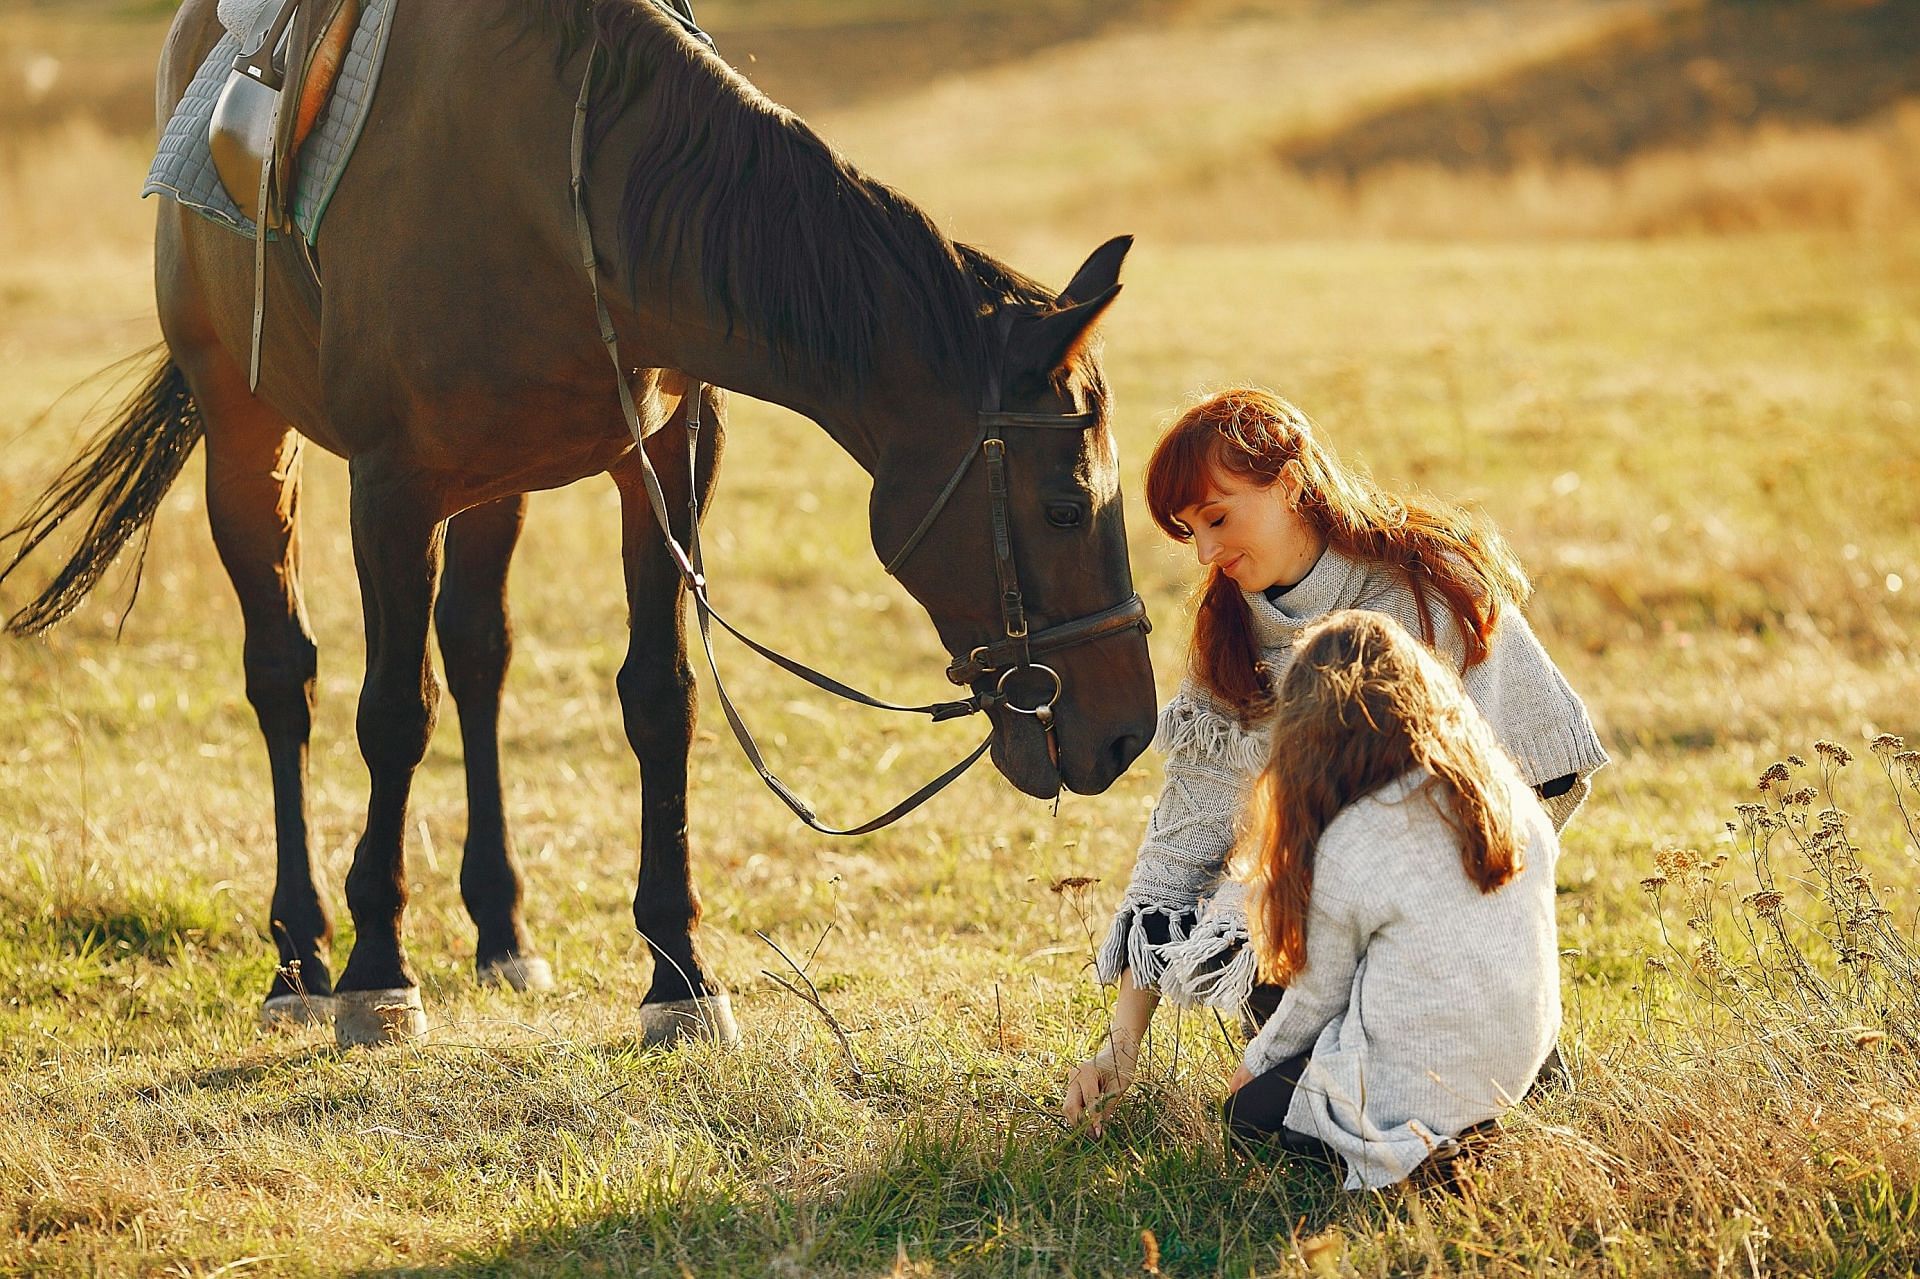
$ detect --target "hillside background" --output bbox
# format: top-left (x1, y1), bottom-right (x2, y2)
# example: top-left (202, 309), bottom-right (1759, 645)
top-left (2, 1), bottom-right (1917, 1275)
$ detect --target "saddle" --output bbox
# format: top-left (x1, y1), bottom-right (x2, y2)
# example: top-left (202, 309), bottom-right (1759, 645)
top-left (209, 0), bottom-right (359, 226)
top-left (208, 0), bottom-right (358, 388)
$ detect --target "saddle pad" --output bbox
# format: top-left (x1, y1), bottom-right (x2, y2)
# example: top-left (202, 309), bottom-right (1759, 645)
top-left (216, 0), bottom-right (276, 36)
top-left (142, 0), bottom-right (395, 244)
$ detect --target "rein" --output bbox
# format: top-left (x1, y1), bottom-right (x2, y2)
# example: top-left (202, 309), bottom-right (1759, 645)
top-left (567, 11), bottom-right (1148, 834)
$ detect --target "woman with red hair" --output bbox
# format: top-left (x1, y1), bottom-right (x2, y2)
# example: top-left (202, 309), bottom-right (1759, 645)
top-left (1061, 388), bottom-right (1606, 1145)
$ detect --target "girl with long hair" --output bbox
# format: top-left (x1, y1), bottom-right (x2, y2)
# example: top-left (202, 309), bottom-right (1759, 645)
top-left (1061, 387), bottom-right (1605, 1141)
top-left (1223, 610), bottom-right (1562, 1187)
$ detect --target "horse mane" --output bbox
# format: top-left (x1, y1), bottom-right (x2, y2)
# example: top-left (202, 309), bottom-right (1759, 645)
top-left (526, 1), bottom-right (1058, 392)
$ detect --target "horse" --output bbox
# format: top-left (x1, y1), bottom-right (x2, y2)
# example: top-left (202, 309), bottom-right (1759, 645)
top-left (0, 0), bottom-right (1157, 1048)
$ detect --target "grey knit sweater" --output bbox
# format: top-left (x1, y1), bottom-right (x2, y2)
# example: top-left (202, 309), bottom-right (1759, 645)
top-left (1094, 545), bottom-right (1608, 1009)
top-left (1242, 768), bottom-right (1562, 1190)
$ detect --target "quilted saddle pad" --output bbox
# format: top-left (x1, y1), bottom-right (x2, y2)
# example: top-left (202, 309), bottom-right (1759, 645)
top-left (142, 0), bottom-right (396, 244)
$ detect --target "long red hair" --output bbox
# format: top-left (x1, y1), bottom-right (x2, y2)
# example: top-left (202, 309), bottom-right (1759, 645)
top-left (1144, 388), bottom-right (1530, 723)
top-left (1237, 611), bottom-right (1525, 983)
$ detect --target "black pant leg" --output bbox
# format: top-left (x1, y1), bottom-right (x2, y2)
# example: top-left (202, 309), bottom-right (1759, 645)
top-left (1221, 1048), bottom-right (1341, 1163)
top-left (1222, 1047), bottom-right (1304, 1140)
top-left (1244, 981), bottom-right (1284, 1029)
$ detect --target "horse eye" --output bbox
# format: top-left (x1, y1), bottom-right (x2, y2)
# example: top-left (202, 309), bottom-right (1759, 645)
top-left (1045, 501), bottom-right (1086, 528)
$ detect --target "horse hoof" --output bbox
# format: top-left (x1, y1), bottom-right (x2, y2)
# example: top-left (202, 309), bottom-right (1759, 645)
top-left (334, 987), bottom-right (428, 1048)
top-left (259, 992), bottom-right (335, 1029)
top-left (477, 955), bottom-right (555, 993)
top-left (638, 993), bottom-right (739, 1048)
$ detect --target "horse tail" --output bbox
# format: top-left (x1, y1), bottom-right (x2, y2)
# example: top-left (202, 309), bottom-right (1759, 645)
top-left (1, 350), bottom-right (205, 637)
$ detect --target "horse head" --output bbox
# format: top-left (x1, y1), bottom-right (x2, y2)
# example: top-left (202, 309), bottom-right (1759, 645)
top-left (867, 237), bottom-right (1157, 798)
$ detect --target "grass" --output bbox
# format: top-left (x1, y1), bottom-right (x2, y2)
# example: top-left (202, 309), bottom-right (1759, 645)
top-left (3, 1), bottom-right (1920, 1274)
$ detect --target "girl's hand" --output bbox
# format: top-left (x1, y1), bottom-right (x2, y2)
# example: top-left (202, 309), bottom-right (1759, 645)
top-left (1063, 1031), bottom-right (1140, 1136)
top-left (1227, 1063), bottom-right (1254, 1094)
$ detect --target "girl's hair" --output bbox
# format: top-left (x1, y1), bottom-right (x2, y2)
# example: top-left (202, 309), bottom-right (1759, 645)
top-left (1144, 388), bottom-right (1531, 722)
top-left (1237, 610), bottom-right (1524, 984)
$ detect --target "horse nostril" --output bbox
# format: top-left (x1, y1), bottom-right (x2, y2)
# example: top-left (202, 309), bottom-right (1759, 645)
top-left (1109, 731), bottom-right (1150, 775)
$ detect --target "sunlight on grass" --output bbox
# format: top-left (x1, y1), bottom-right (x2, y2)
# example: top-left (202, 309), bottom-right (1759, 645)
top-left (2, 0), bottom-right (1918, 1273)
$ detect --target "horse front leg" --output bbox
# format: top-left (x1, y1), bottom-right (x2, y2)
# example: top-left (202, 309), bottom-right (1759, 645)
top-left (612, 395), bottom-right (737, 1047)
top-left (435, 494), bottom-right (552, 992)
top-left (333, 459), bottom-right (444, 1047)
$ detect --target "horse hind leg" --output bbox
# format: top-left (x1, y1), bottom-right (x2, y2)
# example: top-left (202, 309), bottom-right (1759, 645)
top-left (198, 369), bottom-right (335, 1028)
top-left (434, 494), bottom-right (552, 992)
top-left (613, 392), bottom-right (737, 1048)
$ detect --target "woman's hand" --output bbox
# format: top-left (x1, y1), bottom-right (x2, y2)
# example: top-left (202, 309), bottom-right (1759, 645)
top-left (1227, 1063), bottom-right (1254, 1094)
top-left (1063, 969), bottom-right (1161, 1136)
top-left (1063, 1030), bottom-right (1141, 1136)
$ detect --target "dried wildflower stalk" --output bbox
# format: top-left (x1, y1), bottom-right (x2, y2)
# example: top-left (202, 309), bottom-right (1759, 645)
top-left (1642, 737), bottom-right (1920, 1086)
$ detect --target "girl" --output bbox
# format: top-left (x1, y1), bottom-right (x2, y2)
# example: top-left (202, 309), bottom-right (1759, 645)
top-left (1223, 610), bottom-right (1562, 1188)
top-left (1062, 388), bottom-right (1604, 1137)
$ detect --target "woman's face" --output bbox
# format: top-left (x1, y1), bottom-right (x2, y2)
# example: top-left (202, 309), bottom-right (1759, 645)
top-left (1172, 465), bottom-right (1324, 592)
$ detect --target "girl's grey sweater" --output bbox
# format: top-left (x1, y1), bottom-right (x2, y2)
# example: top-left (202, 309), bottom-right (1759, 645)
top-left (1242, 768), bottom-right (1562, 1190)
top-left (1093, 545), bottom-right (1608, 1009)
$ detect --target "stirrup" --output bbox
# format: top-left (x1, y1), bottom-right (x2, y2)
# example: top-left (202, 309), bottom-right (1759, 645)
top-left (209, 0), bottom-right (301, 390)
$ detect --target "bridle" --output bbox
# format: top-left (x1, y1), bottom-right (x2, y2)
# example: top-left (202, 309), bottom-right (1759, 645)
top-left (882, 307), bottom-right (1152, 711)
top-left (568, 12), bottom-right (1149, 835)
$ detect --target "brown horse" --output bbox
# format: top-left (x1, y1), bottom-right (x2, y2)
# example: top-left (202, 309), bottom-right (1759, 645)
top-left (1, 0), bottom-right (1156, 1047)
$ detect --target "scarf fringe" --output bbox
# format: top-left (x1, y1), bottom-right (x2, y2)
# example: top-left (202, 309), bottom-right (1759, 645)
top-left (1154, 690), bottom-right (1271, 776)
top-left (1093, 902), bottom-right (1194, 988)
top-left (1159, 916), bottom-right (1259, 1012)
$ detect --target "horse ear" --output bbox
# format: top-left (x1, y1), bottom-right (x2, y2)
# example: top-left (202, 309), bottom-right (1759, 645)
top-left (1057, 235), bottom-right (1134, 306)
top-left (1009, 284), bottom-right (1123, 382)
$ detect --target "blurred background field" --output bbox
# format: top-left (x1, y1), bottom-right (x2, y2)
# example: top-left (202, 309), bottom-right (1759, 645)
top-left (2, 0), bottom-right (1918, 1274)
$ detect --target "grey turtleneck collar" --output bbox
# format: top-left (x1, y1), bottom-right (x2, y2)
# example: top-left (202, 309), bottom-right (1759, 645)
top-left (1244, 546), bottom-right (1370, 650)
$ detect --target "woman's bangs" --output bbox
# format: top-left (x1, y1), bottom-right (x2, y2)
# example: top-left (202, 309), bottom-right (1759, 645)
top-left (1145, 389), bottom-right (1294, 541)
top-left (1144, 427), bottom-right (1225, 541)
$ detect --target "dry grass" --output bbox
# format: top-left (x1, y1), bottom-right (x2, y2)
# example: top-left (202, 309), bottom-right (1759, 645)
top-left (13, 0), bottom-right (1919, 244)
top-left (813, 0), bottom-right (1920, 246)
top-left (1097, 102), bottom-right (1920, 243)
top-left (818, 0), bottom-right (1656, 247)
top-left (2, 1), bottom-right (1920, 1274)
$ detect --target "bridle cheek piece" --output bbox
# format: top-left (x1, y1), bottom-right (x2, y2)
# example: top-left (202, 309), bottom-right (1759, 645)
top-left (881, 314), bottom-right (1151, 748)
top-left (569, 16), bottom-right (1147, 835)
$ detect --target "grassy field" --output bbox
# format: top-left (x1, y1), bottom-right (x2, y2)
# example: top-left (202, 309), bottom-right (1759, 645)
top-left (4, 1), bottom-right (1920, 1274)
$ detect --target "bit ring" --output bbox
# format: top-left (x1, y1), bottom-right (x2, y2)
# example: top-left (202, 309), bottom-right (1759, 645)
top-left (996, 663), bottom-right (1062, 720)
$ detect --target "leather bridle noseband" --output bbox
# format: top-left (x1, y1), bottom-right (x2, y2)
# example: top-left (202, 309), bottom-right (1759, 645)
top-left (569, 14), bottom-right (1149, 835)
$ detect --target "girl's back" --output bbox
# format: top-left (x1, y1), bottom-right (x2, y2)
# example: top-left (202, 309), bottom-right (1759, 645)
top-left (1247, 767), bottom-right (1562, 1188)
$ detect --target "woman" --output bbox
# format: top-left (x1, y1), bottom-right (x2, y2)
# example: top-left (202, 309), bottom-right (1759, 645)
top-left (1062, 388), bottom-right (1605, 1134)
top-left (1222, 610), bottom-right (1562, 1188)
